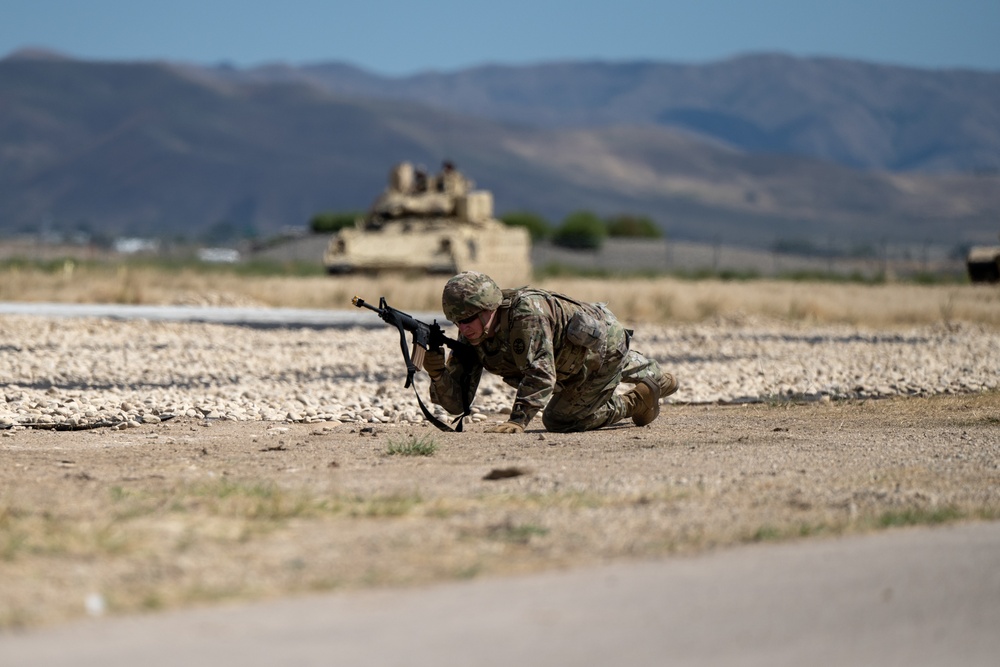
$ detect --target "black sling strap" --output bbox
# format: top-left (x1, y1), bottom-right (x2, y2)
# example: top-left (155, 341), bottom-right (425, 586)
top-left (393, 320), bottom-right (470, 432)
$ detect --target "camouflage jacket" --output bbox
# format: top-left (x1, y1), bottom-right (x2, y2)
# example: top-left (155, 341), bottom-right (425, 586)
top-left (429, 288), bottom-right (627, 427)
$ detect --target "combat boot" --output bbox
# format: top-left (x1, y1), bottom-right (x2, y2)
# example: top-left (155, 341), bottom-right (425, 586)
top-left (623, 377), bottom-right (661, 426)
top-left (657, 372), bottom-right (679, 398)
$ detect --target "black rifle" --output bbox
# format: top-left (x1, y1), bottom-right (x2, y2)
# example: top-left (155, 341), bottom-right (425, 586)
top-left (352, 296), bottom-right (475, 431)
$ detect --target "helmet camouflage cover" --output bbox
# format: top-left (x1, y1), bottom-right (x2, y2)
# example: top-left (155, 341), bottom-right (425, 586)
top-left (442, 271), bottom-right (502, 322)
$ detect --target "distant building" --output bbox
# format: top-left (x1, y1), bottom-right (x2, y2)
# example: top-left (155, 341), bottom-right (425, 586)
top-left (197, 247), bottom-right (241, 263)
top-left (113, 238), bottom-right (160, 255)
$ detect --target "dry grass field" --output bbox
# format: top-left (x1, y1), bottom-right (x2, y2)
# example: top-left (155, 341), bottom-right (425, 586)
top-left (1, 262), bottom-right (998, 328)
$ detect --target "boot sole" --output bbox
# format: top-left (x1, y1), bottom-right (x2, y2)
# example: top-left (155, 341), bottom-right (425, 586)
top-left (631, 377), bottom-right (661, 426)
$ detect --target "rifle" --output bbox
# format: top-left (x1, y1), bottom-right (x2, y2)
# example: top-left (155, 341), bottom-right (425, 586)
top-left (352, 296), bottom-right (475, 431)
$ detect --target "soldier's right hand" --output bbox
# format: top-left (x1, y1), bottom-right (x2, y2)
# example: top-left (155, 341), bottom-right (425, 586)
top-left (423, 349), bottom-right (446, 379)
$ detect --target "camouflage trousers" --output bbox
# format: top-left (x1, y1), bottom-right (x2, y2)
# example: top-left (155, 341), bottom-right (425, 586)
top-left (541, 342), bottom-right (664, 434)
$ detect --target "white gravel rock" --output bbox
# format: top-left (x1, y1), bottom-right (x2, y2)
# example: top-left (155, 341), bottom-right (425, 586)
top-left (0, 315), bottom-right (997, 429)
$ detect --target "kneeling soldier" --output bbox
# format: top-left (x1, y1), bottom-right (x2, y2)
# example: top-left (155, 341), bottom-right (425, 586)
top-left (424, 271), bottom-right (677, 433)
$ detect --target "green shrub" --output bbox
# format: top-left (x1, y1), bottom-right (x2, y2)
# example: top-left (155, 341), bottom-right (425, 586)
top-left (309, 211), bottom-right (363, 234)
top-left (501, 211), bottom-right (551, 241)
top-left (552, 211), bottom-right (606, 250)
top-left (606, 214), bottom-right (661, 239)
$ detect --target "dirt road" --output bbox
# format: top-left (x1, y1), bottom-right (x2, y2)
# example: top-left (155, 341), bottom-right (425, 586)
top-left (2, 392), bottom-right (997, 632)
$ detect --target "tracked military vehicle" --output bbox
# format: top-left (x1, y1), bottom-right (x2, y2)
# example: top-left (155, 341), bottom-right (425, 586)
top-left (323, 162), bottom-right (532, 286)
top-left (966, 234), bottom-right (1000, 283)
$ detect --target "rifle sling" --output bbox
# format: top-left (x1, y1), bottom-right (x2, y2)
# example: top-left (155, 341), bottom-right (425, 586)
top-left (411, 378), bottom-right (465, 432)
top-left (392, 320), bottom-right (467, 433)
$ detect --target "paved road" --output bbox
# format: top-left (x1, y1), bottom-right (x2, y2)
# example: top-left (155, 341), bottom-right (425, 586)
top-left (2, 522), bottom-right (998, 667)
top-left (0, 301), bottom-right (445, 329)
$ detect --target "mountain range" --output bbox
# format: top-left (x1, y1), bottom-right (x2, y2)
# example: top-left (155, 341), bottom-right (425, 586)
top-left (2, 49), bottom-right (999, 250)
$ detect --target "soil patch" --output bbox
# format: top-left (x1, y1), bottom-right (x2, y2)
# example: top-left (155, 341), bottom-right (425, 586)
top-left (2, 392), bottom-right (998, 629)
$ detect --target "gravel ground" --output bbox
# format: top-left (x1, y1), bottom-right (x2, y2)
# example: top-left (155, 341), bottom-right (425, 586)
top-left (1, 313), bottom-right (998, 629)
top-left (1, 315), bottom-right (997, 429)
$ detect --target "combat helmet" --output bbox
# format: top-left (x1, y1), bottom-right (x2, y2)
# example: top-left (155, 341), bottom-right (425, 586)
top-left (442, 271), bottom-right (502, 322)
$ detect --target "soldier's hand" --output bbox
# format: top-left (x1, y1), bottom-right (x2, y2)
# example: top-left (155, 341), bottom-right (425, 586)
top-left (484, 421), bottom-right (524, 434)
top-left (423, 349), bottom-right (446, 379)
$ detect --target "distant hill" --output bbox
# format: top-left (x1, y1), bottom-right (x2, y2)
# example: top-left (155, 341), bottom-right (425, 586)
top-left (1, 52), bottom-right (998, 250)
top-left (217, 53), bottom-right (1000, 173)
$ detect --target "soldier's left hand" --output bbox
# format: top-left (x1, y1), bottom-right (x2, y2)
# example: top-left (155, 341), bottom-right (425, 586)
top-left (422, 349), bottom-right (447, 379)
top-left (484, 421), bottom-right (524, 434)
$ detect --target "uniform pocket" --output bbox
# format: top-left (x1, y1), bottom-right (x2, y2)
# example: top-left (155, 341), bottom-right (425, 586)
top-left (556, 347), bottom-right (587, 377)
top-left (565, 311), bottom-right (605, 349)
top-left (560, 310), bottom-right (609, 376)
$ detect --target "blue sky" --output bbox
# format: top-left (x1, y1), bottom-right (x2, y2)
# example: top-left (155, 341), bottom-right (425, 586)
top-left (3, 0), bottom-right (999, 75)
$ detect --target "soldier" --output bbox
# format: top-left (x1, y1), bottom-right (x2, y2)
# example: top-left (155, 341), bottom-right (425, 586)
top-left (413, 165), bottom-right (430, 193)
top-left (437, 160), bottom-right (471, 196)
top-left (423, 271), bottom-right (677, 433)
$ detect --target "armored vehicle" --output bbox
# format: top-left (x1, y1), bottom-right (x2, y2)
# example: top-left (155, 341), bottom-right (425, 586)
top-left (323, 161), bottom-right (532, 286)
top-left (966, 235), bottom-right (1000, 283)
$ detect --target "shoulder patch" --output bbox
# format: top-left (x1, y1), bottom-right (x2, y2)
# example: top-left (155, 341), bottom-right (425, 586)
top-left (512, 338), bottom-right (526, 355)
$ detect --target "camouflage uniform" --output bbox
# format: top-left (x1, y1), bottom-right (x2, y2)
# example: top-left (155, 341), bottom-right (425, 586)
top-left (430, 284), bottom-right (664, 433)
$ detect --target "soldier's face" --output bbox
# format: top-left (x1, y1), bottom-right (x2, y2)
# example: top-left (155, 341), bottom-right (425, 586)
top-left (457, 310), bottom-right (495, 345)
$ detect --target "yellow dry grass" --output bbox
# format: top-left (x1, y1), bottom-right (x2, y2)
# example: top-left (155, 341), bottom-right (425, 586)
top-left (1, 263), bottom-right (998, 328)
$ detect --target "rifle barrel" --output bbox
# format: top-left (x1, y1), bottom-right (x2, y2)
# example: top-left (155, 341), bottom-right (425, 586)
top-left (352, 296), bottom-right (379, 313)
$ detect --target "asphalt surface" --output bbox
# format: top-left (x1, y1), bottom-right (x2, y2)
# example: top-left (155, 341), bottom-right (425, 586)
top-left (2, 522), bottom-right (998, 667)
top-left (0, 302), bottom-right (442, 329)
